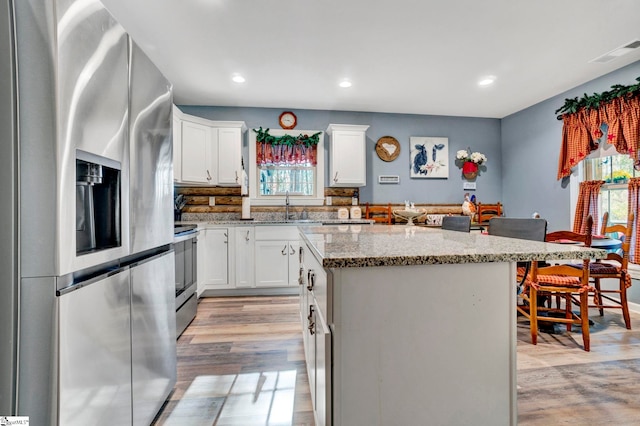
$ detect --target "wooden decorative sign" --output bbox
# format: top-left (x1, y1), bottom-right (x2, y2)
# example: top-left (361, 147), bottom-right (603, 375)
top-left (375, 136), bottom-right (401, 162)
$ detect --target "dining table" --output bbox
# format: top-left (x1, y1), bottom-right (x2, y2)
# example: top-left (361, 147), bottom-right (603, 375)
top-left (555, 235), bottom-right (622, 252)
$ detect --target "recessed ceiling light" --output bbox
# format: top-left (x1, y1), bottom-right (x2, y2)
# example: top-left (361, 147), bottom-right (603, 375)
top-left (339, 80), bottom-right (352, 88)
top-left (232, 74), bottom-right (245, 83)
top-left (478, 76), bottom-right (496, 86)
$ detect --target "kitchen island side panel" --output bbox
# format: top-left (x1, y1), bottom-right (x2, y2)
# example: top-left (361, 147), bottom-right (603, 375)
top-left (331, 262), bottom-right (517, 426)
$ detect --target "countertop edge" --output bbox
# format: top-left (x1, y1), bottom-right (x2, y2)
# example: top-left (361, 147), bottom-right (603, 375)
top-left (317, 249), bottom-right (607, 268)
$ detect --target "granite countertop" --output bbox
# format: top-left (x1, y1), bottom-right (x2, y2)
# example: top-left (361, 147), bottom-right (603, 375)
top-left (299, 224), bottom-right (607, 268)
top-left (178, 218), bottom-right (374, 226)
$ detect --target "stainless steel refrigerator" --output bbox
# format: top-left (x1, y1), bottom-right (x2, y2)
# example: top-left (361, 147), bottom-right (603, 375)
top-left (0, 0), bottom-right (176, 424)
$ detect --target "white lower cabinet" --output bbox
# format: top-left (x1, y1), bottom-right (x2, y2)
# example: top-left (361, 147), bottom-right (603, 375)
top-left (198, 228), bottom-right (230, 293)
top-left (197, 224), bottom-right (311, 293)
top-left (255, 240), bottom-right (291, 287)
top-left (300, 241), bottom-right (332, 426)
top-left (234, 226), bottom-right (255, 288)
top-left (254, 225), bottom-right (304, 288)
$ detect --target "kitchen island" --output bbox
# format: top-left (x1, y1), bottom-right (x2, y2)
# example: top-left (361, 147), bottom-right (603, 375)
top-left (298, 224), bottom-right (605, 426)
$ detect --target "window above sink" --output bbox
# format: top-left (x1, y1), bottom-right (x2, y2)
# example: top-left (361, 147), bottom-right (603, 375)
top-left (249, 128), bottom-right (325, 206)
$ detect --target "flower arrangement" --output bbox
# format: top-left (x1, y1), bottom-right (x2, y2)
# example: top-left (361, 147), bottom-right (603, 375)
top-left (456, 148), bottom-right (487, 165)
top-left (455, 148), bottom-right (487, 179)
top-left (608, 170), bottom-right (631, 184)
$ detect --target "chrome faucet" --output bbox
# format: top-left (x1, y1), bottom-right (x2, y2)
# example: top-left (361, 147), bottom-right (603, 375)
top-left (285, 191), bottom-right (292, 221)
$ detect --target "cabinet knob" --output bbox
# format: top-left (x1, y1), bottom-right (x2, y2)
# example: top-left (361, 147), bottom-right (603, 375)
top-left (281, 245), bottom-right (287, 255)
top-left (289, 245), bottom-right (296, 255)
top-left (298, 267), bottom-right (305, 285)
top-left (245, 230), bottom-right (250, 241)
top-left (299, 246), bottom-right (304, 263)
top-left (235, 171), bottom-right (239, 182)
top-left (206, 170), bottom-right (212, 181)
top-left (333, 172), bottom-right (339, 183)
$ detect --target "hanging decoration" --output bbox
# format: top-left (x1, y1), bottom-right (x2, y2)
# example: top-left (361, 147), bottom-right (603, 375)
top-left (555, 77), bottom-right (640, 180)
top-left (455, 148), bottom-right (487, 180)
top-left (253, 127), bottom-right (322, 166)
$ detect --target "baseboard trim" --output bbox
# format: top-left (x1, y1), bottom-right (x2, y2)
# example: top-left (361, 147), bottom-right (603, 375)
top-left (200, 287), bottom-right (298, 297)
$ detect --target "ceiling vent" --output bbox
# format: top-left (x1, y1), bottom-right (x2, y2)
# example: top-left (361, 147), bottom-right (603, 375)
top-left (590, 39), bottom-right (640, 63)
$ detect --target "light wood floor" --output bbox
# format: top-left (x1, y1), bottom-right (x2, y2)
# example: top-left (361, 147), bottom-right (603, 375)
top-left (154, 296), bottom-right (640, 425)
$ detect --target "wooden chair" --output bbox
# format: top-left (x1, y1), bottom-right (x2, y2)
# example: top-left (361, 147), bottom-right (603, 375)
top-left (589, 211), bottom-right (635, 329)
top-left (477, 202), bottom-right (502, 224)
top-left (545, 216), bottom-right (593, 309)
top-left (365, 203), bottom-right (392, 224)
top-left (518, 260), bottom-right (592, 351)
top-left (516, 216), bottom-right (594, 351)
top-left (441, 215), bottom-right (471, 232)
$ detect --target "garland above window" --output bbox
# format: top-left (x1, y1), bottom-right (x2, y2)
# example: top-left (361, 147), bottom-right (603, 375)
top-left (253, 127), bottom-right (321, 147)
top-left (555, 76), bottom-right (640, 119)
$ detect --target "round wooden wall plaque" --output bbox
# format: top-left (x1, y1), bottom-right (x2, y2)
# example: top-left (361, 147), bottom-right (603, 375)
top-left (375, 136), bottom-right (401, 162)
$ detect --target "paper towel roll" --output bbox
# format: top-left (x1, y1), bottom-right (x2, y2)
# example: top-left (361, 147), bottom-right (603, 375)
top-left (240, 169), bottom-right (248, 195)
top-left (242, 197), bottom-right (251, 219)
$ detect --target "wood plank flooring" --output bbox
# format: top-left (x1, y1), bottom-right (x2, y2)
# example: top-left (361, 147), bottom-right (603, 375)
top-left (152, 296), bottom-right (313, 426)
top-left (154, 295), bottom-right (640, 425)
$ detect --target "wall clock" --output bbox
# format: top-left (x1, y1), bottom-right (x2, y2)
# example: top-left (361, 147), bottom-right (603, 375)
top-left (278, 111), bottom-right (297, 129)
top-left (375, 136), bottom-right (401, 162)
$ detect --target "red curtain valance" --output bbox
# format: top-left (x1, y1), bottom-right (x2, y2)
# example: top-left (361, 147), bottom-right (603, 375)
top-left (557, 95), bottom-right (640, 180)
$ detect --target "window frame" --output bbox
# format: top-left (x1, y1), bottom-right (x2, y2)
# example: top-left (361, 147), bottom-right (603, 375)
top-left (249, 129), bottom-right (325, 206)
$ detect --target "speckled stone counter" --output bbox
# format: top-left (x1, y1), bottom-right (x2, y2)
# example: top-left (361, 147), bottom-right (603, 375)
top-left (299, 224), bottom-right (606, 268)
top-left (178, 218), bottom-right (373, 227)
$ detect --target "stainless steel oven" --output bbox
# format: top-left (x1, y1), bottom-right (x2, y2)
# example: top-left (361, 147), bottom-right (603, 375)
top-left (174, 224), bottom-right (198, 337)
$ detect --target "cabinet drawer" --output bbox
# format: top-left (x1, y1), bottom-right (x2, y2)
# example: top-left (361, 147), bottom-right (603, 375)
top-left (255, 225), bottom-right (300, 241)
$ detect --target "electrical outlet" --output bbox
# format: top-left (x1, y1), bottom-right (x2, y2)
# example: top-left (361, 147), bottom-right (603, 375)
top-left (325, 196), bottom-right (332, 206)
top-left (209, 196), bottom-right (216, 206)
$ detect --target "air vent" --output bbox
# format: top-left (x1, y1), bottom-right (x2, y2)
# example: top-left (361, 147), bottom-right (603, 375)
top-left (378, 175), bottom-right (400, 184)
top-left (590, 39), bottom-right (640, 63)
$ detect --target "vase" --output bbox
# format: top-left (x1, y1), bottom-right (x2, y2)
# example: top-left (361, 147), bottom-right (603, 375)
top-left (462, 161), bottom-right (478, 179)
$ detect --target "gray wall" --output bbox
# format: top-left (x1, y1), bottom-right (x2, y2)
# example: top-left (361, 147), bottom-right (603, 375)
top-left (501, 60), bottom-right (640, 231)
top-left (178, 106), bottom-right (502, 205)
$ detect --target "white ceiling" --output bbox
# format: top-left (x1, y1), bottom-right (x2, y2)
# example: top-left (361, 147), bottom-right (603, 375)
top-left (101, 0), bottom-right (640, 119)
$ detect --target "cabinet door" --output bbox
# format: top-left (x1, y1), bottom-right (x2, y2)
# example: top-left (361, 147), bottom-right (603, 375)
top-left (216, 127), bottom-right (242, 186)
top-left (255, 240), bottom-right (289, 287)
top-left (172, 117), bottom-right (182, 182)
top-left (234, 227), bottom-right (255, 288)
top-left (201, 228), bottom-right (229, 287)
top-left (288, 240), bottom-right (300, 287)
top-left (330, 129), bottom-right (366, 187)
top-left (314, 309), bottom-right (332, 426)
top-left (181, 121), bottom-right (212, 184)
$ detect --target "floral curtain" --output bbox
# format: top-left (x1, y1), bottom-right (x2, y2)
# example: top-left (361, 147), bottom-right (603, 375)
top-left (628, 177), bottom-right (640, 264)
top-left (573, 180), bottom-right (604, 234)
top-left (256, 142), bottom-right (317, 166)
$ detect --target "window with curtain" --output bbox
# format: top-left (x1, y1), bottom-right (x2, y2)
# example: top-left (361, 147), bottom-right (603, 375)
top-left (249, 129), bottom-right (325, 205)
top-left (584, 154), bottom-right (638, 224)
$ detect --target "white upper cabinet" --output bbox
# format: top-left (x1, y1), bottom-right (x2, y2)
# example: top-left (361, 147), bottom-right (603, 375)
top-left (181, 120), bottom-right (212, 184)
top-left (327, 124), bottom-right (369, 187)
top-left (215, 127), bottom-right (243, 185)
top-left (173, 108), bottom-right (246, 186)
